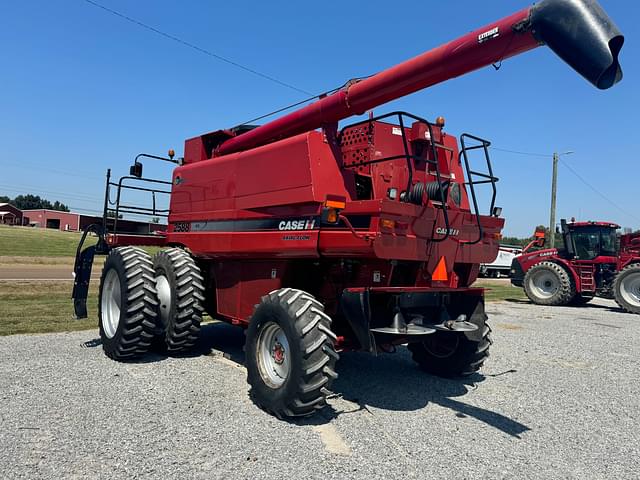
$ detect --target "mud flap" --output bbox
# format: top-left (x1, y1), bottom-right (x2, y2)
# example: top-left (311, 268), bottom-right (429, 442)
top-left (72, 245), bottom-right (96, 319)
top-left (72, 224), bottom-right (109, 319)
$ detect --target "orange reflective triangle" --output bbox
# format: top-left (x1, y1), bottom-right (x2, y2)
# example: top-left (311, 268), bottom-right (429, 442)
top-left (432, 256), bottom-right (448, 281)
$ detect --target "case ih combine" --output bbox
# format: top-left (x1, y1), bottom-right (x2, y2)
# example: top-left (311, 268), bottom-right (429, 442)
top-left (511, 220), bottom-right (640, 314)
top-left (73, 0), bottom-right (624, 417)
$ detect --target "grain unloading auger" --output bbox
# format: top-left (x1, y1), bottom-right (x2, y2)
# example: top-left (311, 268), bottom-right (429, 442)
top-left (73, 0), bottom-right (623, 418)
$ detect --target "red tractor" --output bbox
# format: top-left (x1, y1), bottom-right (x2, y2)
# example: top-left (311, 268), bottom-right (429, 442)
top-left (72, 0), bottom-right (624, 417)
top-left (511, 220), bottom-right (640, 314)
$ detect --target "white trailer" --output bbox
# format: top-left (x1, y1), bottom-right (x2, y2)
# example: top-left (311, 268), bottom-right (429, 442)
top-left (480, 245), bottom-right (522, 278)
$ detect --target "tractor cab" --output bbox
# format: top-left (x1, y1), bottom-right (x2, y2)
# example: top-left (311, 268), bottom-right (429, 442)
top-left (561, 219), bottom-right (620, 261)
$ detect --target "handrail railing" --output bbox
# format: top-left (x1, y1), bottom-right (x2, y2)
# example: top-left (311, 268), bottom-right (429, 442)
top-left (458, 133), bottom-right (499, 245)
top-left (102, 170), bottom-right (172, 235)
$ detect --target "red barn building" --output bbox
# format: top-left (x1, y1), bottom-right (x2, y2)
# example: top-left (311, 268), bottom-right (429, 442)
top-left (22, 209), bottom-right (80, 231)
top-left (0, 203), bottom-right (24, 225)
top-left (21, 208), bottom-right (166, 234)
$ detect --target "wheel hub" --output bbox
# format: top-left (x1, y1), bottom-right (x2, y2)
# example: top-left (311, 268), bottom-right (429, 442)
top-left (272, 340), bottom-right (285, 365)
top-left (531, 270), bottom-right (560, 299)
top-left (155, 274), bottom-right (172, 328)
top-left (101, 269), bottom-right (121, 339)
top-left (256, 322), bottom-right (291, 388)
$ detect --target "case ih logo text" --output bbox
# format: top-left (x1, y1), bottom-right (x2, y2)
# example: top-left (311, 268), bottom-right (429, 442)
top-left (436, 227), bottom-right (459, 236)
top-left (278, 219), bottom-right (316, 231)
top-left (478, 27), bottom-right (499, 43)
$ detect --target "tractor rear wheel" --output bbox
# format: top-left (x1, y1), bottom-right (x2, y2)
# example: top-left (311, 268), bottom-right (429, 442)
top-left (613, 264), bottom-right (640, 314)
top-left (98, 247), bottom-right (158, 361)
top-left (523, 261), bottom-right (575, 306)
top-left (408, 323), bottom-right (492, 377)
top-left (153, 248), bottom-right (205, 353)
top-left (245, 288), bottom-right (339, 418)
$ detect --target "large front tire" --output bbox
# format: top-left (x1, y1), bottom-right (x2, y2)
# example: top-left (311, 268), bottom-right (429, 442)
top-left (613, 264), bottom-right (640, 314)
top-left (153, 248), bottom-right (205, 353)
top-left (245, 288), bottom-right (339, 418)
top-left (408, 323), bottom-right (492, 377)
top-left (98, 247), bottom-right (158, 361)
top-left (523, 261), bottom-right (575, 306)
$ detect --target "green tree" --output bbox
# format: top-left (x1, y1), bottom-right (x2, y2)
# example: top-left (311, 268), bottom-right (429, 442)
top-left (52, 200), bottom-right (70, 212)
top-left (9, 194), bottom-right (69, 211)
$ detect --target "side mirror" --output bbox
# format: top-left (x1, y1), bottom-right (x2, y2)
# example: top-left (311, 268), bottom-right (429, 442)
top-left (130, 161), bottom-right (143, 178)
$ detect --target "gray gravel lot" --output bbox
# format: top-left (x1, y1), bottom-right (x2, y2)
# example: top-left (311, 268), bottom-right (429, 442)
top-left (1, 298), bottom-right (639, 479)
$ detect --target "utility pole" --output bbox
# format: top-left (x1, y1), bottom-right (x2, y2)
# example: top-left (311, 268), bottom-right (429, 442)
top-left (548, 151), bottom-right (573, 249)
top-left (549, 152), bottom-right (559, 248)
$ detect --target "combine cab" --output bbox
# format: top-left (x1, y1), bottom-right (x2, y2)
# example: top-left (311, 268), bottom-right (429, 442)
top-left (511, 220), bottom-right (640, 314)
top-left (73, 0), bottom-right (624, 417)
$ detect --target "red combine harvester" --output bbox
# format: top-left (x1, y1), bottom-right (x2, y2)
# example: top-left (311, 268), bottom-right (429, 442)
top-left (511, 220), bottom-right (640, 314)
top-left (73, 0), bottom-right (624, 417)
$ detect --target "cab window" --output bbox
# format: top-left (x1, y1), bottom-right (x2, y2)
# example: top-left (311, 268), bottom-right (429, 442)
top-left (572, 226), bottom-right (618, 259)
top-left (573, 229), bottom-right (600, 260)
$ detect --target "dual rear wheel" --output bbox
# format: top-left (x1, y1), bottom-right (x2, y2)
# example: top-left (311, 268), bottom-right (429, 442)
top-left (98, 247), bottom-right (205, 360)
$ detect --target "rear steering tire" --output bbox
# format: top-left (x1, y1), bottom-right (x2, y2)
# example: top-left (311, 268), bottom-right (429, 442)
top-left (245, 288), bottom-right (339, 418)
top-left (98, 247), bottom-right (158, 361)
top-left (613, 264), bottom-right (640, 315)
top-left (523, 261), bottom-right (575, 306)
top-left (153, 248), bottom-right (205, 353)
top-left (408, 323), bottom-right (492, 377)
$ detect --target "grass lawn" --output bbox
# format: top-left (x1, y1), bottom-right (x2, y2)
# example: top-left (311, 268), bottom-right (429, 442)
top-left (0, 225), bottom-right (162, 265)
top-left (0, 224), bottom-right (95, 258)
top-left (475, 280), bottom-right (527, 302)
top-left (0, 281), bottom-right (97, 335)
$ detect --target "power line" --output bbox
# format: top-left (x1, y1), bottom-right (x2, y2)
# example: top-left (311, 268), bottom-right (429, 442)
top-left (490, 147), bottom-right (552, 158)
top-left (558, 159), bottom-right (640, 224)
top-left (10, 163), bottom-right (102, 181)
top-left (83, 0), bottom-right (312, 96)
top-left (232, 76), bottom-right (372, 128)
top-left (0, 184), bottom-right (100, 203)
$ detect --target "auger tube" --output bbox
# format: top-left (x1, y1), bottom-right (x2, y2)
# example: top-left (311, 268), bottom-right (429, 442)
top-left (215, 0), bottom-right (623, 157)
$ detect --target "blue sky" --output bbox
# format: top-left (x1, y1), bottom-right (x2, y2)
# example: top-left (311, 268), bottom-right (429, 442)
top-left (0, 0), bottom-right (637, 236)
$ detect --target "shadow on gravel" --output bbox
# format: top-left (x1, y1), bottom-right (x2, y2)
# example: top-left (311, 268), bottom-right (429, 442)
top-left (195, 321), bottom-right (246, 362)
top-left (327, 351), bottom-right (530, 438)
top-left (187, 323), bottom-right (529, 438)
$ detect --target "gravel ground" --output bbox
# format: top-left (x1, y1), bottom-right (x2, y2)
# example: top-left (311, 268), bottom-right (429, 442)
top-left (1, 298), bottom-right (639, 479)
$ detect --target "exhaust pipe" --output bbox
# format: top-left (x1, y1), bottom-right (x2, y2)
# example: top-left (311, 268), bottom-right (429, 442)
top-left (531, 0), bottom-right (624, 89)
